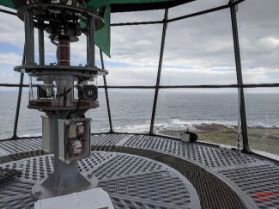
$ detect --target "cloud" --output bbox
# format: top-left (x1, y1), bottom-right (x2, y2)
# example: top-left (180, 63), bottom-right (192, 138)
top-left (0, 52), bottom-right (22, 65)
top-left (0, 72), bottom-right (20, 84)
top-left (0, 0), bottom-right (279, 87)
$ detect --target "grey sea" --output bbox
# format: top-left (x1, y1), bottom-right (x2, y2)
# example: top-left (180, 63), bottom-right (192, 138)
top-left (0, 90), bottom-right (278, 139)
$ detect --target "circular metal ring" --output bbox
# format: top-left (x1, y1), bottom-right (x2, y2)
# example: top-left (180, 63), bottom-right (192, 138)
top-left (14, 65), bottom-right (109, 76)
top-left (17, 3), bottom-right (105, 31)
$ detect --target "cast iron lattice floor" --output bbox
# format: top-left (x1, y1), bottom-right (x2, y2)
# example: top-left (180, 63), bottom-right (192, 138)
top-left (0, 152), bottom-right (200, 209)
top-left (1, 134), bottom-right (279, 209)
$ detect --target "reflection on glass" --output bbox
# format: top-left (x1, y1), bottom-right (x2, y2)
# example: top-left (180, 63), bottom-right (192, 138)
top-left (17, 89), bottom-right (110, 136)
top-left (87, 91), bottom-right (110, 133)
top-left (108, 89), bottom-right (154, 133)
top-left (0, 88), bottom-right (18, 139)
top-left (154, 89), bottom-right (240, 147)
top-left (245, 88), bottom-right (279, 157)
top-left (17, 89), bottom-right (42, 137)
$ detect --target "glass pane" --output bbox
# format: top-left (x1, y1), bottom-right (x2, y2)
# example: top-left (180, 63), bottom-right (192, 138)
top-left (169, 0), bottom-right (224, 19)
top-left (0, 87), bottom-right (18, 139)
top-left (111, 10), bottom-right (164, 23)
top-left (18, 84), bottom-right (109, 136)
top-left (154, 88), bottom-right (240, 147)
top-left (109, 89), bottom-right (154, 133)
top-left (245, 88), bottom-right (279, 157)
top-left (238, 0), bottom-right (279, 84)
top-left (161, 9), bottom-right (237, 86)
top-left (87, 90), bottom-right (110, 133)
top-left (17, 89), bottom-right (42, 137)
top-left (104, 24), bottom-right (161, 86)
top-left (0, 9), bottom-right (26, 84)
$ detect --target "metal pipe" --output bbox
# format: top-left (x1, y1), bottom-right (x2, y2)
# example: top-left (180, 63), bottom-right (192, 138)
top-left (57, 36), bottom-right (70, 66)
top-left (111, 20), bottom-right (163, 26)
top-left (230, 0), bottom-right (250, 153)
top-left (100, 49), bottom-right (114, 133)
top-left (110, 1), bottom-right (245, 26)
top-left (87, 16), bottom-right (95, 67)
top-left (149, 9), bottom-right (168, 135)
top-left (0, 8), bottom-right (17, 16)
top-left (24, 10), bottom-right (34, 64)
top-left (3, 83), bottom-right (279, 88)
top-left (38, 22), bottom-right (45, 65)
top-left (12, 46), bottom-right (26, 139)
top-left (167, 0), bottom-right (244, 23)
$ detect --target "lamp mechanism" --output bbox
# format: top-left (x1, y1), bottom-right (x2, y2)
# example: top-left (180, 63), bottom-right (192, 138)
top-left (13, 0), bottom-right (108, 198)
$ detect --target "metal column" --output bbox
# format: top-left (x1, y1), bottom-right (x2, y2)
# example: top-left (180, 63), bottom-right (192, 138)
top-left (38, 21), bottom-right (45, 65)
top-left (24, 10), bottom-right (34, 64)
top-left (230, 0), bottom-right (251, 152)
top-left (12, 47), bottom-right (25, 139)
top-left (150, 9), bottom-right (168, 135)
top-left (87, 16), bottom-right (95, 67)
top-left (12, 9), bottom-right (35, 139)
top-left (100, 49), bottom-right (114, 133)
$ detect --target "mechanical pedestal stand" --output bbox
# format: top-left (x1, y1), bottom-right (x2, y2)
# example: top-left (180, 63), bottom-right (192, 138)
top-left (32, 111), bottom-right (99, 199)
top-left (14, 2), bottom-right (108, 199)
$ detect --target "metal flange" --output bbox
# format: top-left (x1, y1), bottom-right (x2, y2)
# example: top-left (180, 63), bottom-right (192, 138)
top-left (16, 3), bottom-right (105, 32)
top-left (14, 65), bottom-right (109, 76)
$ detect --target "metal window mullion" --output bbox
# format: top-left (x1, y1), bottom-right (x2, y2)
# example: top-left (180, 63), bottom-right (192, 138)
top-left (2, 83), bottom-right (279, 88)
top-left (100, 49), bottom-right (114, 133)
top-left (87, 16), bottom-right (95, 67)
top-left (230, 0), bottom-right (250, 152)
top-left (12, 46), bottom-right (26, 139)
top-left (150, 9), bottom-right (168, 135)
top-left (38, 21), bottom-right (45, 65)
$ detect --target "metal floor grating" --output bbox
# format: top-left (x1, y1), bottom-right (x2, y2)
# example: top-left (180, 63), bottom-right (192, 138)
top-left (1, 134), bottom-right (278, 209)
top-left (0, 178), bottom-right (36, 209)
top-left (90, 134), bottom-right (262, 169)
top-left (0, 135), bottom-right (262, 169)
top-left (94, 154), bottom-right (164, 180)
top-left (1, 152), bottom-right (117, 181)
top-left (219, 164), bottom-right (279, 209)
top-left (0, 168), bottom-right (21, 184)
top-left (91, 134), bottom-right (127, 146)
top-left (0, 152), bottom-right (200, 209)
top-left (99, 171), bottom-right (191, 207)
top-left (0, 138), bottom-right (42, 157)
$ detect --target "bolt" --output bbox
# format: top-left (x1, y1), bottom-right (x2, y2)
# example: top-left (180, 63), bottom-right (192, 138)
top-left (35, 190), bottom-right (41, 196)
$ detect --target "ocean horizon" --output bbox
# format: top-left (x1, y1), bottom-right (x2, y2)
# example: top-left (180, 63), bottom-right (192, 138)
top-left (0, 90), bottom-right (278, 139)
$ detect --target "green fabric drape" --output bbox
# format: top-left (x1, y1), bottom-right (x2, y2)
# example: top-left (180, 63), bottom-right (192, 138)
top-left (95, 5), bottom-right (111, 57)
top-left (0, 0), bottom-right (14, 8)
top-left (86, 0), bottom-right (169, 10)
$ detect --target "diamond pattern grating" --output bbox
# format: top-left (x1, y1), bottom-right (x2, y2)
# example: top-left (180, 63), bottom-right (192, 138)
top-left (94, 154), bottom-right (164, 180)
top-left (91, 134), bottom-right (126, 146)
top-left (1, 134), bottom-right (278, 209)
top-left (99, 171), bottom-right (191, 207)
top-left (0, 151), bottom-right (198, 209)
top-left (123, 135), bottom-right (261, 168)
top-left (219, 164), bottom-right (279, 209)
top-left (0, 138), bottom-right (42, 157)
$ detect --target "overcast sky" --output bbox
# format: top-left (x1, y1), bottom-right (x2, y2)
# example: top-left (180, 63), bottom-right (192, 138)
top-left (0, 0), bottom-right (278, 93)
